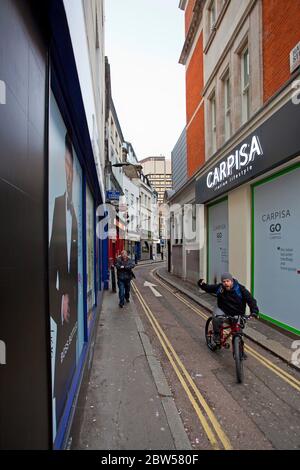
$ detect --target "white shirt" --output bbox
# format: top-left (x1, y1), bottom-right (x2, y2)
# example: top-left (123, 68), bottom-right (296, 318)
top-left (65, 194), bottom-right (72, 273)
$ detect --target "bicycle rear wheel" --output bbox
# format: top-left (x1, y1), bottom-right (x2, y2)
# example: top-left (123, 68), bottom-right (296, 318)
top-left (233, 335), bottom-right (244, 383)
top-left (205, 317), bottom-right (217, 351)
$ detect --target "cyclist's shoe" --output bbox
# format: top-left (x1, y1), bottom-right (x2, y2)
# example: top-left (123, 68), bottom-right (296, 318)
top-left (213, 333), bottom-right (221, 346)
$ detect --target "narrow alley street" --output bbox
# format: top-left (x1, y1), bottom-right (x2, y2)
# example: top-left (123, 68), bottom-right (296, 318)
top-left (1, 0), bottom-right (300, 456)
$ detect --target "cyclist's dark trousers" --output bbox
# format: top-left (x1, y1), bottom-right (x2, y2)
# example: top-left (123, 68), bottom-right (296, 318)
top-left (212, 307), bottom-right (226, 336)
top-left (118, 279), bottom-right (131, 306)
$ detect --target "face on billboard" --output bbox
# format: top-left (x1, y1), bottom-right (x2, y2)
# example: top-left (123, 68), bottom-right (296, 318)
top-left (65, 147), bottom-right (73, 200)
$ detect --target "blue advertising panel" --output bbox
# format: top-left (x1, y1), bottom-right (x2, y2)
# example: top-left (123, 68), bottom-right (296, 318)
top-left (49, 92), bottom-right (84, 442)
top-left (86, 185), bottom-right (96, 330)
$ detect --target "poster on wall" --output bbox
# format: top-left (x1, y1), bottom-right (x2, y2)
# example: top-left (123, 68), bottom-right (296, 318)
top-left (208, 199), bottom-right (229, 284)
top-left (253, 167), bottom-right (300, 333)
top-left (49, 92), bottom-right (84, 442)
top-left (86, 185), bottom-right (95, 329)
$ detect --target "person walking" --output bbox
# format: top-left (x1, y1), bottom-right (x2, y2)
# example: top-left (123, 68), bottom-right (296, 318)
top-left (114, 250), bottom-right (136, 308)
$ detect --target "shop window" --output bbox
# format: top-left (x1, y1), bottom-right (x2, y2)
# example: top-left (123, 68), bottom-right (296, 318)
top-left (210, 91), bottom-right (217, 154)
top-left (223, 71), bottom-right (231, 141)
top-left (208, 0), bottom-right (216, 33)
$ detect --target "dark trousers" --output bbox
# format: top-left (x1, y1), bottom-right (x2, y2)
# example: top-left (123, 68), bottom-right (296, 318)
top-left (118, 279), bottom-right (131, 305)
top-left (212, 307), bottom-right (226, 337)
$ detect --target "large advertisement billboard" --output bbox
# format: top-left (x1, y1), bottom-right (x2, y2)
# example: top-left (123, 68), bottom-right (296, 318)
top-left (253, 166), bottom-right (300, 333)
top-left (208, 199), bottom-right (229, 284)
top-left (86, 185), bottom-right (95, 329)
top-left (49, 92), bottom-right (84, 441)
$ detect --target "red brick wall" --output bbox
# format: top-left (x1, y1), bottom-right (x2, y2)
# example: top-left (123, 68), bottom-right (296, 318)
top-left (186, 32), bottom-right (203, 123)
top-left (185, 0), bottom-right (197, 35)
top-left (186, 104), bottom-right (205, 177)
top-left (263, 0), bottom-right (300, 102)
top-left (186, 31), bottom-right (205, 177)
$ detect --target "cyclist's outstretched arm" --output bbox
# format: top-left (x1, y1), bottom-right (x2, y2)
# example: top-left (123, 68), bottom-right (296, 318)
top-left (197, 279), bottom-right (219, 294)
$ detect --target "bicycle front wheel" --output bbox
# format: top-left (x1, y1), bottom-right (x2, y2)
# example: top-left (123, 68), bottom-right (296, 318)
top-left (205, 317), bottom-right (217, 351)
top-left (233, 335), bottom-right (244, 383)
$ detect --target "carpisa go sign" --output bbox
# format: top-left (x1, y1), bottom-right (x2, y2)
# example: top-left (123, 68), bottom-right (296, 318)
top-left (196, 99), bottom-right (300, 204)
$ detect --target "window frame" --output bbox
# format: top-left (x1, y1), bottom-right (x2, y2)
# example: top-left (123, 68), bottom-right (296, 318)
top-left (241, 45), bottom-right (250, 124)
top-left (210, 90), bottom-right (217, 154)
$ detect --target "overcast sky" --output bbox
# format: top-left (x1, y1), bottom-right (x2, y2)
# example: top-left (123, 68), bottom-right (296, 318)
top-left (105, 0), bottom-right (186, 161)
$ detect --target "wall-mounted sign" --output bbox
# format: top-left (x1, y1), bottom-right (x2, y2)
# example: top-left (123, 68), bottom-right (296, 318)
top-left (208, 199), bottom-right (228, 284)
top-left (106, 190), bottom-right (120, 201)
top-left (290, 41), bottom-right (300, 74)
top-left (196, 99), bottom-right (300, 204)
top-left (253, 166), bottom-right (300, 333)
top-left (206, 135), bottom-right (263, 190)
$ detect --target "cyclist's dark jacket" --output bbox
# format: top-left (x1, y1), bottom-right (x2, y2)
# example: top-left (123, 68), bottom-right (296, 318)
top-left (114, 257), bottom-right (135, 281)
top-left (198, 279), bottom-right (259, 317)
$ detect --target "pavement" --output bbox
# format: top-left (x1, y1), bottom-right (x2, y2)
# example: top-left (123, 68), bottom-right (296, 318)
top-left (72, 288), bottom-right (191, 450)
top-left (156, 267), bottom-right (300, 372)
top-left (136, 258), bottom-right (165, 266)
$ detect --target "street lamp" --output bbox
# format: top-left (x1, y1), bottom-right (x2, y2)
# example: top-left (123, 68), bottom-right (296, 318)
top-left (112, 162), bottom-right (142, 179)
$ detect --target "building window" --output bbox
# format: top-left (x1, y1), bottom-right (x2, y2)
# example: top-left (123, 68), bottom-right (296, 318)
top-left (210, 91), bottom-right (217, 154)
top-left (224, 72), bottom-right (231, 141)
top-left (208, 0), bottom-right (216, 33)
top-left (95, 12), bottom-right (99, 49)
top-left (241, 46), bottom-right (250, 124)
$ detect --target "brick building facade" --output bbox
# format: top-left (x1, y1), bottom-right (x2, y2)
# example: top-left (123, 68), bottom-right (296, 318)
top-left (168, 0), bottom-right (300, 335)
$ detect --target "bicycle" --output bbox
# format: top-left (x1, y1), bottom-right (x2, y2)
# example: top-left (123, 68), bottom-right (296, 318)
top-left (205, 314), bottom-right (253, 383)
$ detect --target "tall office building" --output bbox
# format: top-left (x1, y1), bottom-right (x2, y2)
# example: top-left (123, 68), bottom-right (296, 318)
top-left (140, 156), bottom-right (172, 205)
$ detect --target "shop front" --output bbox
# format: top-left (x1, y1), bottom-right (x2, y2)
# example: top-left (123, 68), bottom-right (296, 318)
top-left (196, 96), bottom-right (300, 335)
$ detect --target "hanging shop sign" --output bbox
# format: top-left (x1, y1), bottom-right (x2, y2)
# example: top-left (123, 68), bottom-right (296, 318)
top-left (196, 98), bottom-right (300, 203)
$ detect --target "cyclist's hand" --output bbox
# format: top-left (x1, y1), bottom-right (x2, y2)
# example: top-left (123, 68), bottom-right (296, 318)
top-left (198, 278), bottom-right (205, 286)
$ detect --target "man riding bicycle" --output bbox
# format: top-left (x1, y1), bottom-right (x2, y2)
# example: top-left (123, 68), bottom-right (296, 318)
top-left (198, 273), bottom-right (259, 346)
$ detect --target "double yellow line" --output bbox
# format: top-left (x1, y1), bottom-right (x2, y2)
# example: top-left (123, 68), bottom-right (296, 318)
top-left (132, 281), bottom-right (232, 451)
top-left (151, 272), bottom-right (300, 394)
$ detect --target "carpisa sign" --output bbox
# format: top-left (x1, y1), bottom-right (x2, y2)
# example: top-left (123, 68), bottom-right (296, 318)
top-left (196, 99), bottom-right (300, 203)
